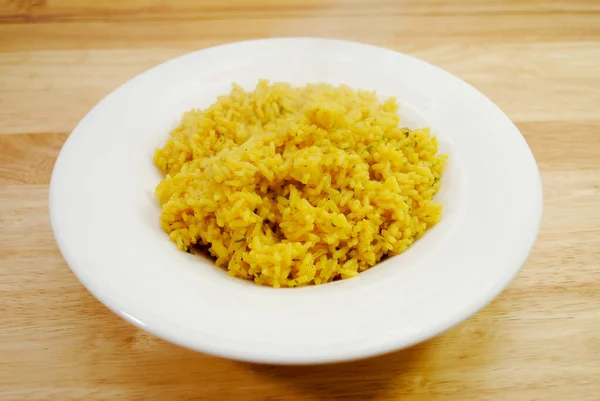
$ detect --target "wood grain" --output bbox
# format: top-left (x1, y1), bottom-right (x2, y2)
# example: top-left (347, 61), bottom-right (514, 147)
top-left (2, 0), bottom-right (599, 23)
top-left (1, 0), bottom-right (600, 400)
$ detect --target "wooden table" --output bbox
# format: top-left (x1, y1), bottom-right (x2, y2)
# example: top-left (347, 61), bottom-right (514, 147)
top-left (1, 1), bottom-right (599, 399)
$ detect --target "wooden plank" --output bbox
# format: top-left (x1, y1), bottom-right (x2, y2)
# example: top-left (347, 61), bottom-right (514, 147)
top-left (1, 14), bottom-right (599, 53)
top-left (1, 0), bottom-right (599, 23)
top-left (520, 122), bottom-right (600, 170)
top-left (0, 133), bottom-right (66, 185)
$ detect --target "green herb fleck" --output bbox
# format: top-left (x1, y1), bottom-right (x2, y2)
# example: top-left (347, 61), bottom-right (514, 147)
top-left (292, 258), bottom-right (300, 262)
top-left (235, 238), bottom-right (245, 243)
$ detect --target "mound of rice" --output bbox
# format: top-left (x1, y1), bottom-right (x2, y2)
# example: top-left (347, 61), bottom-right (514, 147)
top-left (154, 80), bottom-right (446, 287)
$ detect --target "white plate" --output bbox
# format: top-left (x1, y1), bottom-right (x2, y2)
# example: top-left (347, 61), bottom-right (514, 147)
top-left (50, 38), bottom-right (542, 364)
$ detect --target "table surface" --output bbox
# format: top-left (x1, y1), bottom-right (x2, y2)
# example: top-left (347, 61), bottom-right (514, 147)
top-left (1, 0), bottom-right (600, 400)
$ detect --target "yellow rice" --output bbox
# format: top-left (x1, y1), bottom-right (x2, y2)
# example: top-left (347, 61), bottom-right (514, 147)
top-left (154, 80), bottom-right (446, 287)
